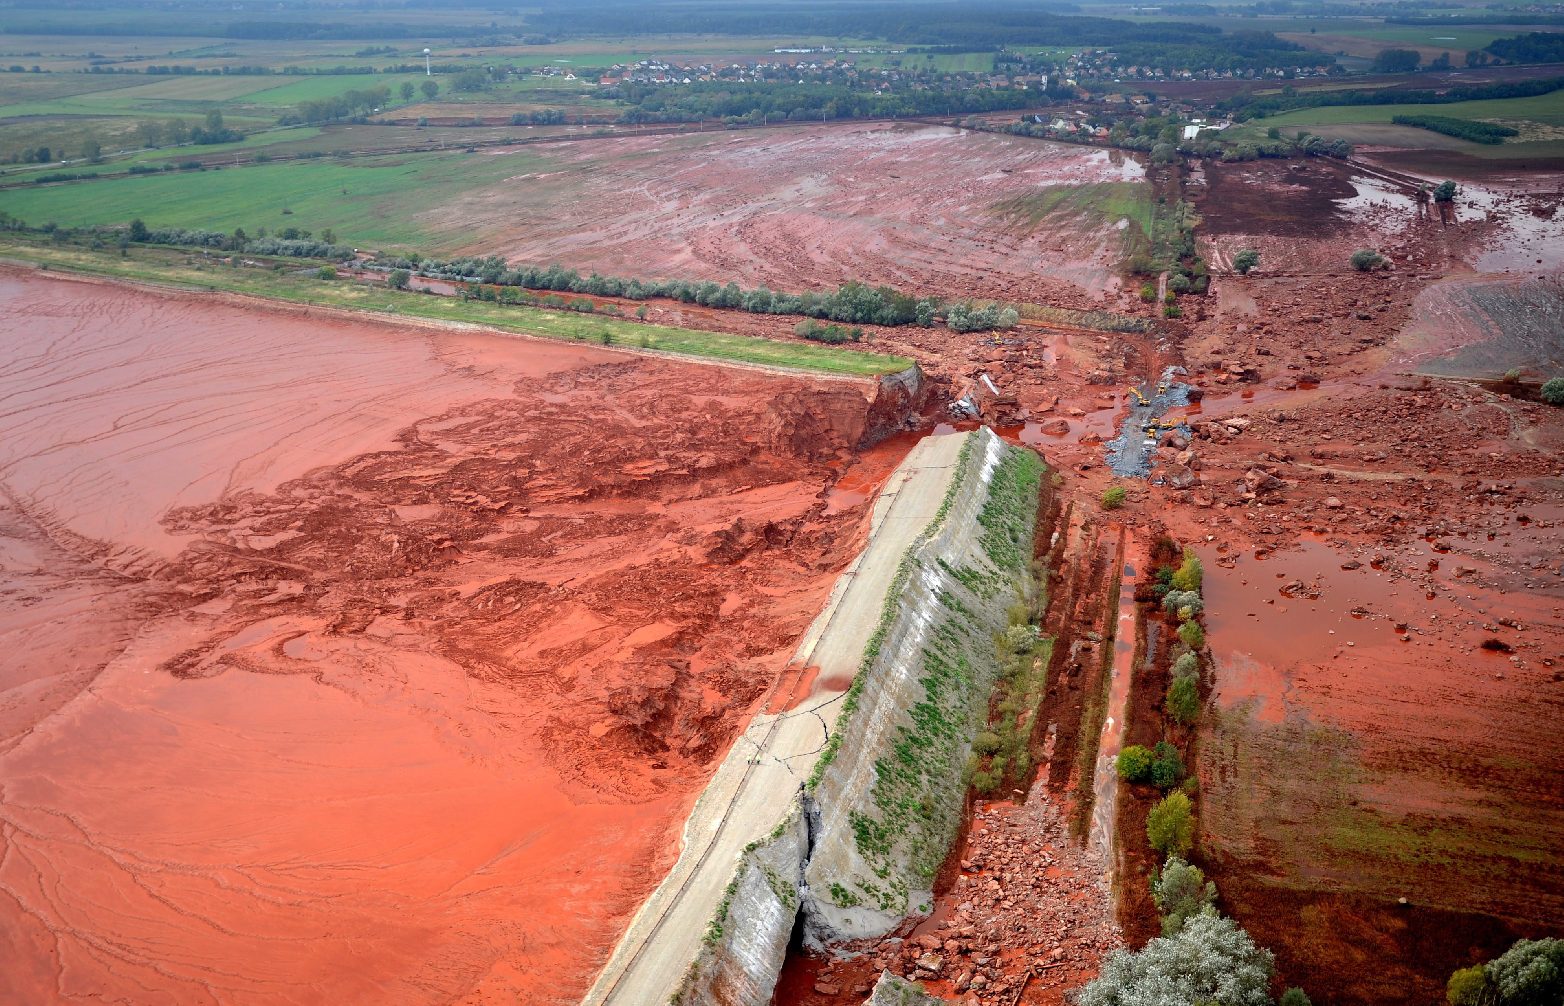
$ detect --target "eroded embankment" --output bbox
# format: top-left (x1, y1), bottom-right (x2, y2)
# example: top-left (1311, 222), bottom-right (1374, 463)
top-left (661, 429), bottom-right (1045, 1005)
top-left (0, 272), bottom-right (898, 1006)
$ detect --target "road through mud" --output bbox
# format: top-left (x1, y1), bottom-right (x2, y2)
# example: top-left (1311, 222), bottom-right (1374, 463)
top-left (0, 271), bottom-right (882, 1005)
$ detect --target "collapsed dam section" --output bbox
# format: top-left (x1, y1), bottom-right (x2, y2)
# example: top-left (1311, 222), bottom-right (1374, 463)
top-left (585, 426), bottom-right (1046, 1006)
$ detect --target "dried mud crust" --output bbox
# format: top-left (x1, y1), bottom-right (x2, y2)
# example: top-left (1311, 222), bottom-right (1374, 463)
top-left (0, 275), bottom-right (886, 1006)
top-left (451, 123), bottom-right (1142, 303)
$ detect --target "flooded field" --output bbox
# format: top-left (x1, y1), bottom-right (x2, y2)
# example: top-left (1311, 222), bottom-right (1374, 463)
top-left (0, 271), bottom-right (879, 1004)
top-left (448, 123), bottom-right (1148, 303)
top-left (1197, 533), bottom-right (1564, 1005)
top-left (1401, 274), bottom-right (1564, 378)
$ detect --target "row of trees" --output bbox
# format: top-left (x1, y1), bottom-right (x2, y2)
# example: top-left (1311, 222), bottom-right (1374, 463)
top-left (278, 86), bottom-right (395, 126)
top-left (1084, 543), bottom-right (1315, 1006)
top-left (6, 112), bottom-right (236, 167)
top-left (1391, 114), bottom-right (1519, 145)
top-left (134, 110), bottom-right (241, 149)
top-left (372, 253), bottom-right (958, 328)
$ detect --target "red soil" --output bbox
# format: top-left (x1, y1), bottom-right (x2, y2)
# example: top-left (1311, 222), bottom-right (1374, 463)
top-left (0, 271), bottom-right (882, 1005)
top-left (451, 122), bottom-right (1143, 304)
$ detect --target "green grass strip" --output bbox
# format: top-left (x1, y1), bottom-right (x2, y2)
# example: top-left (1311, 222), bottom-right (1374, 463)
top-left (0, 238), bottom-right (915, 378)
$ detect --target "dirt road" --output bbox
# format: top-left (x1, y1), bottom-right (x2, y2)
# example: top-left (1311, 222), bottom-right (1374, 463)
top-left (585, 431), bottom-right (969, 1006)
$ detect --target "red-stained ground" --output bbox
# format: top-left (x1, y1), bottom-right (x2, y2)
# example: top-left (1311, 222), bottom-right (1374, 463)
top-left (446, 123), bottom-right (1145, 304)
top-left (0, 271), bottom-right (883, 1005)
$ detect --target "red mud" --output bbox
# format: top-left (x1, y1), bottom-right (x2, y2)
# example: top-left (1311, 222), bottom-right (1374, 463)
top-left (452, 123), bottom-right (1144, 304)
top-left (0, 271), bottom-right (885, 1005)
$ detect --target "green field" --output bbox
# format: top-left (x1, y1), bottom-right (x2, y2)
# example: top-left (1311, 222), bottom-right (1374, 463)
top-left (1257, 90), bottom-right (1564, 128)
top-left (1226, 88), bottom-right (1564, 158)
top-left (1, 150), bottom-right (538, 248)
top-left (0, 238), bottom-right (914, 377)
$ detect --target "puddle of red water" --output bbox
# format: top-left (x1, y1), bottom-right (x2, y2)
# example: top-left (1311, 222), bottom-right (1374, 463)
top-left (768, 665), bottom-right (823, 713)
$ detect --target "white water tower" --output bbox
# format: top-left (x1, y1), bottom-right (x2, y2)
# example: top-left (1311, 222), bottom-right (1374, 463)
top-left (424, 48), bottom-right (432, 76)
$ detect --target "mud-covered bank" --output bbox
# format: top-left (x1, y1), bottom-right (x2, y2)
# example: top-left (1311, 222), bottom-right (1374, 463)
top-left (0, 272), bottom-right (904, 1005)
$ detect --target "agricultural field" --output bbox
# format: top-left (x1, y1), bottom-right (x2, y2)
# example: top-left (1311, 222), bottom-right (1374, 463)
top-left (1226, 88), bottom-right (1564, 163)
top-left (0, 149), bottom-right (545, 247)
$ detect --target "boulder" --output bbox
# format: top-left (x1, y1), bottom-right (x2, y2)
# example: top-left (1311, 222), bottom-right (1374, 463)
top-left (1244, 468), bottom-right (1283, 494)
top-left (1165, 464), bottom-right (1199, 490)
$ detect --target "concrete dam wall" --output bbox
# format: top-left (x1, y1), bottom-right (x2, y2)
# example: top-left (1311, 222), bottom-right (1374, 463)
top-left (674, 428), bottom-right (1043, 1005)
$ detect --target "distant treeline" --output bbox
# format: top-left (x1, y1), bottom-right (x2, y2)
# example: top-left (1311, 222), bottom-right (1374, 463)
top-left (1388, 13), bottom-right (1564, 26)
top-left (611, 80), bottom-right (1036, 124)
top-left (1391, 114), bottom-right (1519, 144)
top-left (1486, 32), bottom-right (1564, 65)
top-left (82, 62), bottom-right (458, 76)
top-left (1227, 74), bottom-right (1564, 119)
top-left (1088, 35), bottom-right (1322, 73)
top-left (3, 19), bottom-right (458, 39)
top-left (529, 0), bottom-right (1251, 50)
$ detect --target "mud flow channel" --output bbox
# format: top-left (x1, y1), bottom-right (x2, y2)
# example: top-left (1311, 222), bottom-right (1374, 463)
top-left (0, 270), bottom-right (884, 1004)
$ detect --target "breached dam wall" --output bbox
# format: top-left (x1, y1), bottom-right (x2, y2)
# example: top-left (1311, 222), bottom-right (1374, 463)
top-left (676, 428), bottom-right (1042, 1004)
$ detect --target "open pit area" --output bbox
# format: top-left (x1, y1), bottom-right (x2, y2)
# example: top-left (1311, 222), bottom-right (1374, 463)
top-left (0, 270), bottom-right (890, 1005)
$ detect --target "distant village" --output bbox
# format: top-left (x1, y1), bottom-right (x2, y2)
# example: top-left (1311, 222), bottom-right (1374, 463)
top-left (525, 44), bottom-right (1337, 94)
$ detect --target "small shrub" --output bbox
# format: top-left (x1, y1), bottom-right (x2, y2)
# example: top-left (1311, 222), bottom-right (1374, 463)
top-left (1117, 745), bottom-right (1155, 784)
top-left (1140, 283), bottom-right (1157, 302)
top-left (1280, 989), bottom-right (1313, 1006)
top-left (1162, 590), bottom-right (1203, 618)
top-left (972, 770), bottom-right (999, 794)
top-left (1542, 377), bottom-right (1564, 406)
top-left (316, 265), bottom-right (336, 280)
top-left (1178, 620), bottom-right (1205, 649)
top-left (1351, 248), bottom-right (1384, 272)
top-left (1151, 740), bottom-right (1185, 790)
top-left (1447, 965), bottom-right (1488, 1006)
top-left (1153, 855), bottom-right (1216, 936)
top-left (1168, 273), bottom-right (1192, 294)
top-left (1147, 791), bottom-right (1195, 856)
top-left (1167, 675), bottom-right (1200, 724)
top-left (1233, 249), bottom-right (1260, 275)
top-left (387, 268), bottom-right (410, 290)
top-left (1171, 548), bottom-right (1203, 591)
top-left (1102, 486), bottom-right (1127, 510)
top-left (1172, 652), bottom-right (1200, 680)
top-left (1164, 304), bottom-right (1182, 319)
top-left (973, 731), bottom-right (1004, 757)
